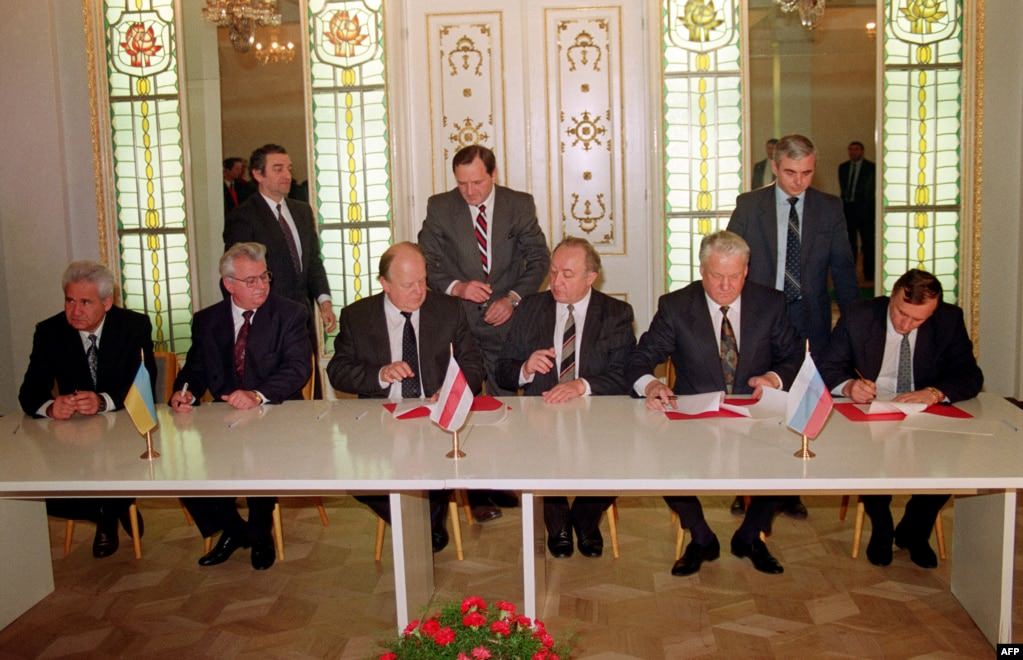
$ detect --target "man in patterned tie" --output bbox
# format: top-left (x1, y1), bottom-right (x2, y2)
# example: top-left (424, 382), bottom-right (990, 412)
top-left (19, 261), bottom-right (156, 558)
top-left (626, 231), bottom-right (801, 576)
top-left (170, 242), bottom-right (312, 570)
top-left (818, 269), bottom-right (983, 568)
top-left (418, 144), bottom-right (550, 521)
top-left (496, 237), bottom-right (636, 558)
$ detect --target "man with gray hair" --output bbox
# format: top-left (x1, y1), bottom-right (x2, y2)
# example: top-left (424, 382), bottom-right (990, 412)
top-left (171, 242), bottom-right (311, 570)
top-left (626, 231), bottom-right (801, 576)
top-left (19, 260), bottom-right (156, 558)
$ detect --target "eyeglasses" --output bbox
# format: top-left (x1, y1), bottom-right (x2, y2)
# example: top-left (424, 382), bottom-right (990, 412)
top-left (227, 271), bottom-right (272, 288)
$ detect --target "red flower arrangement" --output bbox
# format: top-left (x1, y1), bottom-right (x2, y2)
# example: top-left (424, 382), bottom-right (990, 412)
top-left (380, 597), bottom-right (571, 659)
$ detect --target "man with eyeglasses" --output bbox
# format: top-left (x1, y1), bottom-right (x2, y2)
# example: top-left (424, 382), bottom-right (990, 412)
top-left (170, 241), bottom-right (311, 570)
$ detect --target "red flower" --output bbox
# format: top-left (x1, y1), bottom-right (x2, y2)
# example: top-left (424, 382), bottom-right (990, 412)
top-left (471, 647), bottom-right (492, 659)
top-left (490, 620), bottom-right (511, 636)
top-left (531, 652), bottom-right (548, 660)
top-left (434, 626), bottom-right (456, 646)
top-left (534, 619), bottom-right (547, 634)
top-left (496, 600), bottom-right (516, 614)
top-left (463, 611), bottom-right (487, 628)
top-left (421, 618), bottom-right (441, 635)
top-left (540, 632), bottom-right (555, 648)
top-left (461, 595), bottom-right (487, 613)
top-left (379, 654), bottom-right (397, 660)
top-left (402, 619), bottom-right (419, 636)
top-left (515, 615), bottom-right (533, 628)
top-left (457, 654), bottom-right (471, 660)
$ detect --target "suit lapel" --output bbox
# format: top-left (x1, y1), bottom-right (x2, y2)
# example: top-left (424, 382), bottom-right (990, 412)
top-left (534, 294), bottom-right (558, 390)
top-left (686, 291), bottom-right (725, 390)
top-left (762, 187), bottom-right (779, 281)
top-left (579, 291), bottom-right (603, 373)
top-left (799, 189), bottom-right (822, 270)
top-left (864, 298), bottom-right (889, 379)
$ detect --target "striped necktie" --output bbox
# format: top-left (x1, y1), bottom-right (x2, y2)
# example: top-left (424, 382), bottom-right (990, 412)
top-left (559, 304), bottom-right (576, 383)
top-left (474, 204), bottom-right (489, 274)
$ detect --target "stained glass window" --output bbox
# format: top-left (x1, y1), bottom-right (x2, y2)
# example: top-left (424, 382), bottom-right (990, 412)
top-left (882, 0), bottom-right (962, 300)
top-left (662, 0), bottom-right (743, 291)
top-left (104, 0), bottom-right (192, 354)
top-left (308, 0), bottom-right (392, 344)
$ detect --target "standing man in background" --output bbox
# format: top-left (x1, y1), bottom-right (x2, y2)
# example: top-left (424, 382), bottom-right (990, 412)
top-left (750, 138), bottom-right (778, 189)
top-left (838, 140), bottom-right (876, 282)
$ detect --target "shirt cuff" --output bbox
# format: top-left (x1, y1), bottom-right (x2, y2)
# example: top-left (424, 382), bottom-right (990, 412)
top-left (37, 400), bottom-right (53, 418)
top-left (518, 365), bottom-right (535, 386)
top-left (253, 390), bottom-right (268, 405)
top-left (833, 379), bottom-right (853, 397)
top-left (634, 374), bottom-right (657, 397)
top-left (316, 294), bottom-right (331, 305)
top-left (445, 281), bottom-right (458, 295)
top-left (580, 378), bottom-right (592, 396)
top-left (100, 393), bottom-right (115, 412)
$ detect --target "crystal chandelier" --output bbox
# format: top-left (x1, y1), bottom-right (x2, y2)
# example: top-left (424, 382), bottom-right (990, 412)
top-left (254, 29), bottom-right (296, 65)
top-left (775, 0), bottom-right (826, 30)
top-left (203, 0), bottom-right (282, 53)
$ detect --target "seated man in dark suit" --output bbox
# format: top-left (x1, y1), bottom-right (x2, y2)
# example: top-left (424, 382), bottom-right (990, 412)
top-left (496, 237), bottom-right (635, 559)
top-left (19, 260), bottom-right (156, 558)
top-left (326, 242), bottom-right (485, 553)
top-left (819, 269), bottom-right (983, 568)
top-left (170, 242), bottom-right (311, 570)
top-left (626, 231), bottom-right (802, 576)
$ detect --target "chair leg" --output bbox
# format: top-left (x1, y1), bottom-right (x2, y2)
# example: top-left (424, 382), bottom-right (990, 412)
top-left (272, 502), bottom-right (285, 561)
top-left (182, 504), bottom-right (194, 526)
top-left (128, 503), bottom-right (142, 559)
top-left (203, 536), bottom-right (213, 554)
top-left (63, 519), bottom-right (75, 557)
top-left (314, 497), bottom-right (330, 527)
top-left (671, 511), bottom-right (685, 560)
top-left (448, 499), bottom-right (464, 561)
top-left (458, 490), bottom-right (474, 526)
top-left (374, 517), bottom-right (386, 562)
top-left (851, 501), bottom-right (865, 558)
top-left (839, 495), bottom-right (850, 521)
top-left (606, 502), bottom-right (620, 559)
top-left (934, 510), bottom-right (947, 560)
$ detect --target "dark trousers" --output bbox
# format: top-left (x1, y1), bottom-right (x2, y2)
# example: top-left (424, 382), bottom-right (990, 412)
top-left (665, 495), bottom-right (781, 543)
top-left (544, 496), bottom-right (615, 537)
top-left (355, 491), bottom-right (450, 531)
top-left (46, 498), bottom-right (132, 522)
top-left (184, 496), bottom-right (277, 544)
top-left (844, 202), bottom-right (875, 279)
top-left (861, 494), bottom-right (950, 542)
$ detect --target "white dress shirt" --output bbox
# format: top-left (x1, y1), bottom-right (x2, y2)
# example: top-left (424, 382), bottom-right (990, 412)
top-left (379, 296), bottom-right (423, 400)
top-left (519, 289), bottom-right (593, 395)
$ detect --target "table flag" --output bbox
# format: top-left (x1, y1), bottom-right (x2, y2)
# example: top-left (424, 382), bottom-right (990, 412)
top-left (430, 355), bottom-right (473, 432)
top-left (125, 361), bottom-right (157, 435)
top-left (785, 352), bottom-right (833, 438)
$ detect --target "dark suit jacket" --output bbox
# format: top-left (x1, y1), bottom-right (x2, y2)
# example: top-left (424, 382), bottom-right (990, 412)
top-left (326, 290), bottom-right (484, 398)
top-left (19, 306), bottom-right (156, 415)
top-left (726, 184), bottom-right (858, 353)
top-left (626, 281), bottom-right (802, 395)
top-left (418, 185), bottom-right (550, 349)
top-left (173, 294), bottom-right (311, 404)
top-left (818, 296), bottom-right (983, 403)
top-left (751, 159), bottom-right (771, 189)
top-left (223, 194), bottom-right (331, 310)
top-left (495, 290), bottom-right (636, 395)
top-left (223, 179), bottom-right (254, 214)
top-left (838, 158), bottom-right (876, 224)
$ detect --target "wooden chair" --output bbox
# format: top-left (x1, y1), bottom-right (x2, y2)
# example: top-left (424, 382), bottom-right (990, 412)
top-left (847, 495), bottom-right (947, 560)
top-left (605, 502), bottom-right (620, 559)
top-left (63, 502), bottom-right (142, 559)
top-left (152, 351), bottom-right (179, 405)
top-left (374, 495), bottom-right (465, 561)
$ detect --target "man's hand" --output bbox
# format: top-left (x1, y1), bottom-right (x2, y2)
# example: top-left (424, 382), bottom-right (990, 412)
top-left (169, 391), bottom-right (194, 413)
top-left (643, 380), bottom-right (677, 411)
top-left (747, 373), bottom-right (782, 400)
top-left (542, 380), bottom-right (586, 404)
top-left (221, 389), bottom-right (262, 410)
top-left (483, 296), bottom-right (514, 326)
top-left (894, 388), bottom-right (941, 405)
top-left (319, 300), bottom-right (337, 333)
top-left (47, 394), bottom-right (78, 420)
top-left (380, 361), bottom-right (416, 384)
top-left (523, 348), bottom-right (556, 378)
top-left (451, 280), bottom-right (492, 303)
top-left (843, 378), bottom-right (877, 404)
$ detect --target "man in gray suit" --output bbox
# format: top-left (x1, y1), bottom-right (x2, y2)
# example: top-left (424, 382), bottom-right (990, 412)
top-left (418, 145), bottom-right (550, 521)
top-left (750, 138), bottom-right (778, 189)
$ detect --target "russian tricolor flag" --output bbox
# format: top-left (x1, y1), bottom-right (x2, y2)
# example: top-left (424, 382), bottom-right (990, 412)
top-left (429, 355), bottom-right (473, 432)
top-left (785, 353), bottom-right (833, 439)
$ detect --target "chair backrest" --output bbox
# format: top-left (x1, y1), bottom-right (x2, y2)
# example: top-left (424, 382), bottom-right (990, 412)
top-left (301, 354), bottom-right (316, 400)
top-left (153, 351), bottom-right (179, 404)
top-left (655, 359), bottom-right (677, 390)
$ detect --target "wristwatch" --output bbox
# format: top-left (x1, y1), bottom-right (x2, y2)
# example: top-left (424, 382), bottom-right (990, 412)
top-left (96, 396), bottom-right (108, 413)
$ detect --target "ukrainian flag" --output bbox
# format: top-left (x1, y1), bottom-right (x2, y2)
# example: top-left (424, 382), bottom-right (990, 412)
top-left (124, 361), bottom-right (157, 435)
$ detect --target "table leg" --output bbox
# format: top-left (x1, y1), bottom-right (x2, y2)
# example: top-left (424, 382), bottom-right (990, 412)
top-left (390, 491), bottom-right (433, 631)
top-left (0, 499), bottom-right (53, 628)
top-left (950, 490), bottom-right (1015, 645)
top-left (521, 493), bottom-right (546, 620)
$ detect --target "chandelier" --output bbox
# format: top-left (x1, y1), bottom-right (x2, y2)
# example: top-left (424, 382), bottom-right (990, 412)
top-left (254, 29), bottom-right (296, 65)
top-left (203, 0), bottom-right (282, 53)
top-left (775, 0), bottom-right (826, 30)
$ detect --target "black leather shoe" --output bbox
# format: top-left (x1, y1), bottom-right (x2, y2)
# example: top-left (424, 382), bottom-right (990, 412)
top-left (488, 491), bottom-right (520, 508)
top-left (250, 542), bottom-right (276, 570)
top-left (730, 496), bottom-right (745, 516)
top-left (547, 528), bottom-right (573, 558)
top-left (472, 504), bottom-right (502, 523)
top-left (730, 536), bottom-right (784, 574)
top-left (92, 518), bottom-right (119, 558)
top-left (432, 526), bottom-right (449, 553)
top-left (198, 533), bottom-right (249, 566)
top-left (576, 528), bottom-right (603, 558)
top-left (672, 537), bottom-right (721, 576)
top-left (119, 509), bottom-right (143, 538)
top-left (866, 529), bottom-right (894, 566)
top-left (895, 527), bottom-right (938, 568)
top-left (780, 498), bottom-right (809, 520)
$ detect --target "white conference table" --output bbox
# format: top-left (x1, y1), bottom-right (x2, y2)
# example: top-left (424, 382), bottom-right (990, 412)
top-left (2, 394), bottom-right (1022, 645)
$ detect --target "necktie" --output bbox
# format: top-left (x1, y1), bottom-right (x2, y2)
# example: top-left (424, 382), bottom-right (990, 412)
top-left (276, 203), bottom-right (302, 273)
top-left (228, 182), bottom-right (238, 206)
top-left (783, 196), bottom-right (802, 303)
top-left (474, 204), bottom-right (489, 274)
top-left (87, 334), bottom-right (99, 388)
top-left (559, 304), bottom-right (576, 383)
top-left (896, 333), bottom-right (912, 393)
top-left (401, 311), bottom-right (421, 399)
top-left (234, 310), bottom-right (253, 382)
top-left (719, 306), bottom-right (738, 394)
top-left (846, 161), bottom-right (859, 202)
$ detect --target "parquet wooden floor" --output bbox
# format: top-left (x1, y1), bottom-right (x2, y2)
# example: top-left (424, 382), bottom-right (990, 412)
top-left (0, 495), bottom-right (1015, 658)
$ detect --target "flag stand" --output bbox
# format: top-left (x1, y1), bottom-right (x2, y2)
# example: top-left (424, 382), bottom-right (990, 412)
top-left (445, 429), bottom-right (465, 459)
top-left (793, 433), bottom-right (814, 459)
top-left (140, 430), bottom-right (160, 460)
